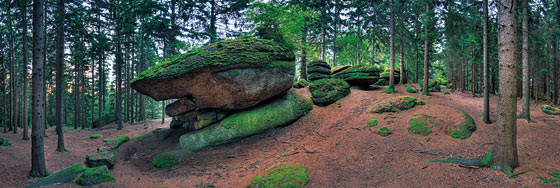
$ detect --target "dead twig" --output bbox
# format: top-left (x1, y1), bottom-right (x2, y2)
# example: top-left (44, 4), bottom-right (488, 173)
top-left (303, 147), bottom-right (319, 154)
top-left (280, 151), bottom-right (300, 157)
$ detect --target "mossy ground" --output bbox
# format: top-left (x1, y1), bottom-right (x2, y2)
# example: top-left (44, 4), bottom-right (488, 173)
top-left (136, 129), bottom-right (163, 141)
top-left (443, 91), bottom-right (450, 95)
top-left (25, 164), bottom-right (85, 188)
top-left (90, 134), bottom-right (102, 139)
top-left (541, 105), bottom-right (560, 115)
top-left (293, 79), bottom-right (309, 88)
top-left (378, 126), bottom-right (392, 137)
top-left (248, 164), bottom-right (310, 188)
top-left (369, 96), bottom-right (426, 113)
top-left (406, 86), bottom-right (417, 93)
top-left (98, 135), bottom-right (129, 152)
top-left (368, 119), bottom-right (379, 127)
top-left (75, 165), bottom-right (115, 186)
top-left (381, 84), bottom-right (395, 94)
top-left (309, 78), bottom-right (351, 106)
top-left (408, 114), bottom-right (433, 136)
top-left (152, 152), bottom-right (181, 169)
top-left (132, 38), bottom-right (295, 83)
top-left (448, 112), bottom-right (476, 139)
top-left (0, 137), bottom-right (12, 146)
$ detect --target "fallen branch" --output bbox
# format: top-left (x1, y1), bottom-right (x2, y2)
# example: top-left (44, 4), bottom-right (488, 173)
top-left (303, 147), bottom-right (319, 154)
top-left (280, 151), bottom-right (300, 157)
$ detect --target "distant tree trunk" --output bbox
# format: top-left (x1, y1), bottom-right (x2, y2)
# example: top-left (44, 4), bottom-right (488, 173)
top-left (400, 24), bottom-right (405, 85)
top-left (389, 0), bottom-right (395, 88)
top-left (21, 0), bottom-right (30, 140)
top-left (115, 11), bottom-right (123, 130)
top-left (8, 4), bottom-right (14, 132)
top-left (2, 54), bottom-right (6, 133)
top-left (422, 2), bottom-right (430, 94)
top-left (492, 0), bottom-right (519, 171)
top-left (519, 0), bottom-right (530, 120)
top-left (321, 25), bottom-right (326, 61)
top-left (483, 0), bottom-right (490, 123)
top-left (161, 101), bottom-right (165, 124)
top-left (139, 34), bottom-right (146, 121)
top-left (9, 1), bottom-right (18, 134)
top-left (209, 0), bottom-right (217, 43)
top-left (30, 0), bottom-right (48, 177)
top-left (55, 0), bottom-right (66, 151)
top-left (472, 43), bottom-right (476, 96)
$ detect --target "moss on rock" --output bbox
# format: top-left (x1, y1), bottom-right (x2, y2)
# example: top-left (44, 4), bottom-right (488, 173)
top-left (180, 90), bottom-right (313, 151)
top-left (89, 134), bottom-right (102, 139)
top-left (368, 119), bottom-right (379, 127)
top-left (307, 72), bottom-right (331, 81)
top-left (369, 96), bottom-right (426, 114)
top-left (448, 112), bottom-right (476, 139)
top-left (408, 114), bottom-right (433, 136)
top-left (307, 65), bottom-right (331, 74)
top-left (152, 150), bottom-right (192, 169)
top-left (331, 65), bottom-right (351, 74)
top-left (406, 87), bottom-right (417, 93)
top-left (75, 166), bottom-right (115, 186)
top-left (248, 164), bottom-right (310, 188)
top-left (293, 79), bottom-right (309, 88)
top-left (0, 137), bottom-right (12, 146)
top-left (309, 78), bottom-right (351, 106)
top-left (25, 164), bottom-right (85, 188)
top-left (86, 151), bottom-right (116, 169)
top-left (378, 126), bottom-right (392, 137)
top-left (97, 135), bottom-right (129, 152)
top-left (132, 38), bottom-right (295, 83)
top-left (443, 91), bottom-right (450, 95)
top-left (541, 105), bottom-right (560, 115)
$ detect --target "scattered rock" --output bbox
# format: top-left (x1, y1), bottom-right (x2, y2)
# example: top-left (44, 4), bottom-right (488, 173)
top-left (152, 150), bottom-right (193, 169)
top-left (0, 137), bottom-right (12, 146)
top-left (407, 105), bottom-right (476, 139)
top-left (307, 60), bottom-right (332, 81)
top-left (93, 112), bottom-right (116, 129)
top-left (86, 151), bottom-right (116, 169)
top-left (180, 90), bottom-right (313, 151)
top-left (165, 97), bottom-right (196, 117)
top-left (170, 109), bottom-right (229, 130)
top-left (131, 38), bottom-right (295, 111)
top-left (25, 164), bottom-right (85, 188)
top-left (309, 78), bottom-right (351, 106)
top-left (378, 126), bottom-right (392, 137)
top-left (369, 96), bottom-right (426, 113)
top-left (541, 105), bottom-right (560, 115)
top-left (97, 135), bottom-right (129, 152)
top-left (248, 164), bottom-right (310, 188)
top-left (75, 166), bottom-right (115, 186)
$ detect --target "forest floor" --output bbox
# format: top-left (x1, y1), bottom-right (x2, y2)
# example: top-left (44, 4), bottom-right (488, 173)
top-left (2, 84), bottom-right (560, 188)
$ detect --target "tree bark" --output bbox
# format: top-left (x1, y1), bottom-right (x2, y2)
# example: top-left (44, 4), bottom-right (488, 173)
top-left (389, 0), bottom-right (395, 87)
top-left (9, 1), bottom-right (18, 134)
top-left (115, 10), bottom-right (123, 130)
top-left (483, 0), bottom-right (490, 123)
top-left (21, 0), bottom-right (30, 140)
top-left (422, 2), bottom-right (430, 94)
top-left (31, 0), bottom-right (48, 177)
top-left (400, 23), bottom-right (405, 85)
top-left (519, 0), bottom-right (530, 120)
top-left (492, 0), bottom-right (519, 171)
top-left (472, 43), bottom-right (476, 96)
top-left (139, 34), bottom-right (146, 121)
top-left (55, 0), bottom-right (65, 151)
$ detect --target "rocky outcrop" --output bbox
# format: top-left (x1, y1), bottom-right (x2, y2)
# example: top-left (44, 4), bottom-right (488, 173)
top-left (25, 164), bottom-right (86, 188)
top-left (307, 60), bottom-right (332, 81)
top-left (369, 96), bottom-right (425, 114)
top-left (86, 151), bottom-right (116, 169)
top-left (309, 78), bottom-right (351, 106)
top-left (333, 65), bottom-right (383, 86)
top-left (97, 135), bottom-right (129, 152)
top-left (75, 166), bottom-right (116, 186)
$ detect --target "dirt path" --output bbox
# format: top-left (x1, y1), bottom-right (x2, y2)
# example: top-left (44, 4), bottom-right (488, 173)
top-left (1, 84), bottom-right (560, 188)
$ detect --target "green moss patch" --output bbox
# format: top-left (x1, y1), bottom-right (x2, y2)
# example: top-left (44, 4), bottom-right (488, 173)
top-left (307, 65), bottom-right (331, 74)
top-left (448, 112), bottom-right (476, 139)
top-left (443, 91), bottom-right (450, 95)
top-left (331, 65), bottom-right (351, 74)
top-left (293, 79), bottom-right (309, 88)
top-left (136, 128), bottom-right (164, 141)
top-left (89, 134), bottom-right (102, 139)
top-left (132, 38), bottom-right (294, 84)
top-left (97, 135), bottom-right (129, 152)
top-left (152, 150), bottom-right (192, 169)
top-left (75, 166), bottom-right (115, 186)
top-left (180, 91), bottom-right (313, 151)
top-left (86, 151), bottom-right (116, 169)
top-left (380, 71), bottom-right (390, 78)
top-left (25, 164), bottom-right (85, 188)
top-left (369, 96), bottom-right (426, 114)
top-left (419, 79), bottom-right (441, 92)
top-left (378, 126), bottom-right (392, 137)
top-left (0, 137), bottom-right (12, 146)
top-left (309, 78), bottom-right (351, 106)
top-left (541, 105), bottom-right (560, 115)
top-left (307, 60), bottom-right (331, 69)
top-left (408, 114), bottom-right (433, 136)
top-left (368, 119), bottom-right (379, 127)
top-left (406, 87), bottom-right (417, 93)
top-left (381, 84), bottom-right (395, 94)
top-left (307, 72), bottom-right (331, 81)
top-left (248, 164), bottom-right (310, 188)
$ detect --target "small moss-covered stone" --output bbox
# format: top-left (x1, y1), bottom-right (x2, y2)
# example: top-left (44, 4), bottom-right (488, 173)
top-left (368, 119), bottom-right (379, 127)
top-left (443, 91), bottom-right (450, 95)
top-left (309, 78), bottom-right (351, 106)
top-left (75, 166), bottom-right (115, 186)
top-left (25, 164), bottom-right (85, 188)
top-left (541, 105), bottom-right (560, 115)
top-left (378, 126), bottom-right (392, 137)
top-left (152, 150), bottom-right (192, 169)
top-left (248, 164), bottom-right (310, 188)
top-left (93, 112), bottom-right (116, 128)
top-left (369, 96), bottom-right (426, 114)
top-left (89, 134), bottom-right (102, 139)
top-left (86, 151), bottom-right (116, 169)
top-left (448, 112), bottom-right (477, 139)
top-left (180, 90), bottom-right (312, 151)
top-left (406, 87), bottom-right (417, 93)
top-left (408, 114), bottom-right (432, 136)
top-left (136, 128), bottom-right (165, 141)
top-left (97, 135), bottom-right (129, 152)
top-left (0, 137), bottom-right (12, 146)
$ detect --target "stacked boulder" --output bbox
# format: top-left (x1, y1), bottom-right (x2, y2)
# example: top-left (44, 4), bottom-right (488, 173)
top-left (307, 60), bottom-right (332, 81)
top-left (131, 38), bottom-right (313, 151)
top-left (333, 64), bottom-right (383, 86)
top-left (378, 69), bottom-right (401, 85)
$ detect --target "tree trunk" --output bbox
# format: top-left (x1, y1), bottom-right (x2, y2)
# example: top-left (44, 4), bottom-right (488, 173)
top-left (472, 43), bottom-right (476, 96)
top-left (115, 14), bottom-right (123, 130)
top-left (161, 101), bottom-right (165, 124)
top-left (483, 0), bottom-right (490, 123)
top-left (10, 1), bottom-right (18, 134)
top-left (55, 0), bottom-right (65, 151)
top-left (389, 0), bottom-right (395, 88)
top-left (400, 24), bottom-right (405, 85)
top-left (30, 0), bottom-right (48, 177)
top-left (519, 0), bottom-right (530, 120)
top-left (422, 2), bottom-right (430, 94)
top-left (209, 0), bottom-right (217, 43)
top-left (492, 0), bottom-right (519, 171)
top-left (21, 0), bottom-right (30, 140)
top-left (2, 54), bottom-right (6, 133)
top-left (139, 34), bottom-right (146, 121)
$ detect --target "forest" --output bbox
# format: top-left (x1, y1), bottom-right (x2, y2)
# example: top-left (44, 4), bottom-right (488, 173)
top-left (1, 0), bottom-right (560, 187)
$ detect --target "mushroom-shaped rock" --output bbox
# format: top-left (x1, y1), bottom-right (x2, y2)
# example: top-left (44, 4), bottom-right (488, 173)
top-left (333, 65), bottom-right (383, 86)
top-left (131, 38), bottom-right (295, 110)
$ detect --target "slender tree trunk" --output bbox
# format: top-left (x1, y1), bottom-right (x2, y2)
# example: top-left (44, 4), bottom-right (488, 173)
top-left (389, 0), bottom-right (395, 88)
top-left (2, 54), bottom-right (6, 133)
top-left (161, 101), bottom-right (165, 124)
top-left (321, 25), bottom-right (326, 61)
top-left (209, 0), bottom-right (217, 43)
top-left (9, 1), bottom-right (18, 134)
top-left (21, 0), bottom-right (30, 140)
top-left (492, 0), bottom-right (519, 171)
top-left (472, 43), bottom-right (476, 96)
top-left (520, 0), bottom-right (530, 120)
top-left (400, 24), bottom-right (405, 85)
top-left (483, 0), bottom-right (490, 123)
top-left (139, 34), bottom-right (146, 121)
top-left (31, 0), bottom-right (48, 177)
top-left (422, 2), bottom-right (430, 94)
top-left (55, 0), bottom-right (66, 151)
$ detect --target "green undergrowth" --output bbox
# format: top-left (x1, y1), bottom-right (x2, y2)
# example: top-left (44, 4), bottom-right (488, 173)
top-left (98, 135), bottom-right (129, 152)
top-left (293, 79), bottom-right (309, 88)
top-left (369, 96), bottom-right (426, 114)
top-left (378, 126), bottom-right (392, 137)
top-left (541, 105), bottom-right (560, 115)
top-left (406, 87), bottom-right (417, 93)
top-left (443, 91), bottom-right (450, 95)
top-left (90, 134), bottom-right (102, 139)
top-left (75, 165), bottom-right (115, 186)
top-left (25, 164), bottom-right (85, 188)
top-left (93, 112), bottom-right (116, 128)
top-left (309, 78), bottom-right (351, 106)
top-left (0, 137), bottom-right (12, 146)
top-left (368, 119), bottom-right (379, 127)
top-left (381, 84), bottom-right (395, 94)
top-left (248, 164), bottom-right (310, 188)
top-left (132, 38), bottom-right (294, 83)
top-left (539, 169), bottom-right (560, 183)
top-left (429, 151), bottom-right (492, 167)
top-left (152, 150), bottom-right (192, 169)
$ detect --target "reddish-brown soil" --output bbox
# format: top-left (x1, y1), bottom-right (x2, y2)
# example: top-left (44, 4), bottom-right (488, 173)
top-left (1, 84), bottom-right (560, 188)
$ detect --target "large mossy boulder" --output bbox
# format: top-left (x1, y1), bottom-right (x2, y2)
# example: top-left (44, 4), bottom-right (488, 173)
top-left (0, 137), bottom-right (11, 146)
top-left (86, 151), bottom-right (116, 169)
top-left (97, 135), bottom-right (129, 152)
top-left (248, 164), bottom-right (310, 188)
top-left (309, 78), bottom-right (351, 106)
top-left (131, 38), bottom-right (295, 111)
top-left (407, 105), bottom-right (476, 139)
top-left (541, 105), bottom-right (560, 115)
top-left (152, 150), bottom-right (193, 169)
top-left (333, 65), bottom-right (382, 86)
top-left (25, 164), bottom-right (86, 188)
top-left (93, 112), bottom-right (116, 129)
top-left (75, 166), bottom-right (116, 186)
top-left (179, 90), bottom-right (313, 151)
top-left (331, 65), bottom-right (351, 74)
top-left (307, 60), bottom-right (332, 81)
top-left (369, 96), bottom-right (425, 113)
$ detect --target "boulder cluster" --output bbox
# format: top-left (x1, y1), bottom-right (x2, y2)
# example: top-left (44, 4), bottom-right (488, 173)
top-left (307, 60), bottom-right (332, 81)
top-left (131, 38), bottom-right (313, 151)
